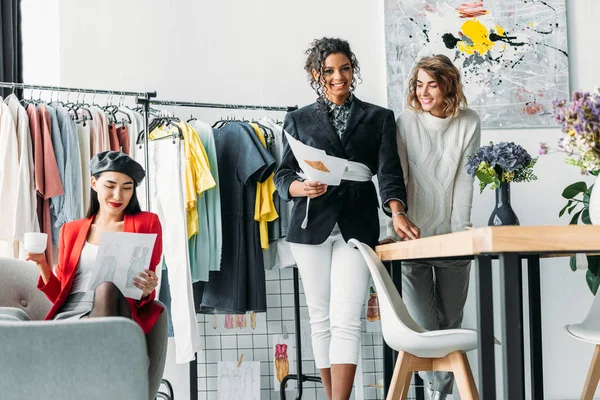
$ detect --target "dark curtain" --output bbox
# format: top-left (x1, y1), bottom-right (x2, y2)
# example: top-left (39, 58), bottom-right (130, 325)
top-left (0, 0), bottom-right (22, 98)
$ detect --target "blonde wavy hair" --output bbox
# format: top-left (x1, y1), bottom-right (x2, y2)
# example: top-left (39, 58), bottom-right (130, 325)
top-left (407, 55), bottom-right (467, 117)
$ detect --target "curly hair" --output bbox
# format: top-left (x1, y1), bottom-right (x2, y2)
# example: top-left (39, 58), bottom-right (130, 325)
top-left (407, 54), bottom-right (467, 117)
top-left (304, 37), bottom-right (362, 99)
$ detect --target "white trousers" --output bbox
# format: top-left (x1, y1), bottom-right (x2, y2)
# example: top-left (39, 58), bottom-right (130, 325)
top-left (289, 227), bottom-right (370, 369)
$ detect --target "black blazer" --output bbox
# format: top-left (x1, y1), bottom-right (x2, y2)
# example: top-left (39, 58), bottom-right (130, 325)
top-left (274, 96), bottom-right (407, 247)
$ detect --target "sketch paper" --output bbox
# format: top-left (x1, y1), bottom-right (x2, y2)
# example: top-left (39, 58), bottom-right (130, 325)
top-left (271, 335), bottom-right (296, 392)
top-left (210, 312), bottom-right (266, 335)
top-left (283, 320), bottom-right (314, 361)
top-left (87, 232), bottom-right (157, 300)
top-left (365, 284), bottom-right (382, 333)
top-left (284, 131), bottom-right (347, 185)
top-left (218, 361), bottom-right (260, 400)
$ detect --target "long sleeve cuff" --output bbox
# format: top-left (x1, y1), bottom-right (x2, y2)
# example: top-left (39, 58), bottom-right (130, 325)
top-left (383, 198), bottom-right (407, 214)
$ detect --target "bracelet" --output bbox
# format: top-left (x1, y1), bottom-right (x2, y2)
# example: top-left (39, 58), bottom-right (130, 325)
top-left (392, 211), bottom-right (407, 218)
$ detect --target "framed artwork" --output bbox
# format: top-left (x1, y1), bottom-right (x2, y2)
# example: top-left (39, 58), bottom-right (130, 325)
top-left (384, 0), bottom-right (569, 129)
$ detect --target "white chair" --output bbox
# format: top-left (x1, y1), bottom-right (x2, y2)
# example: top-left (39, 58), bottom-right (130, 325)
top-left (564, 291), bottom-right (600, 400)
top-left (349, 239), bottom-right (482, 400)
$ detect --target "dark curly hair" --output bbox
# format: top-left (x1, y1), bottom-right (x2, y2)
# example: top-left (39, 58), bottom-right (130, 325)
top-left (304, 37), bottom-right (362, 100)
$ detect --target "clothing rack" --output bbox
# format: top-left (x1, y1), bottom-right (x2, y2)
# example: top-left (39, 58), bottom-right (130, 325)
top-left (136, 97), bottom-right (321, 400)
top-left (0, 81), bottom-right (173, 399)
top-left (0, 81), bottom-right (157, 211)
top-left (136, 97), bottom-right (296, 112)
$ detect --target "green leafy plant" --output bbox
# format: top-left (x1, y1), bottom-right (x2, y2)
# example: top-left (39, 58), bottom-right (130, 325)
top-left (560, 179), bottom-right (600, 294)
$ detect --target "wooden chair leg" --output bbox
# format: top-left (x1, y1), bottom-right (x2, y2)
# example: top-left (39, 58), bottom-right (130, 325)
top-left (387, 351), bottom-right (414, 400)
top-left (448, 351), bottom-right (479, 400)
top-left (581, 345), bottom-right (600, 400)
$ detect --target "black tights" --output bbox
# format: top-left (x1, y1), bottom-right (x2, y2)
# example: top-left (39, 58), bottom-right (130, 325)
top-left (88, 282), bottom-right (132, 319)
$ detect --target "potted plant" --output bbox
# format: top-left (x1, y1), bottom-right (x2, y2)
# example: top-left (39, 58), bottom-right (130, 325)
top-left (466, 141), bottom-right (538, 226)
top-left (541, 89), bottom-right (600, 293)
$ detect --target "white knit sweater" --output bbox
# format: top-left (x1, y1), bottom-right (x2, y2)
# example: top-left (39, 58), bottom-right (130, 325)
top-left (388, 108), bottom-right (481, 238)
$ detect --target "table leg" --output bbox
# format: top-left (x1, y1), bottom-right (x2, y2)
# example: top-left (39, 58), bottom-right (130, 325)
top-left (499, 253), bottom-right (525, 400)
top-left (526, 255), bottom-right (544, 399)
top-left (475, 255), bottom-right (496, 399)
top-left (383, 261), bottom-right (401, 398)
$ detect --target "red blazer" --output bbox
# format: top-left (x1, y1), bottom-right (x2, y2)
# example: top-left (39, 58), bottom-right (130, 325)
top-left (37, 211), bottom-right (164, 334)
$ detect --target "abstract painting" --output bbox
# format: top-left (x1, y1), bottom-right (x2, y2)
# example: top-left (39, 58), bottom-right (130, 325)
top-left (384, 0), bottom-right (569, 129)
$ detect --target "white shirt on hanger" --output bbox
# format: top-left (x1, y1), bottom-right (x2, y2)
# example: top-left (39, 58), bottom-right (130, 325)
top-left (0, 99), bottom-right (20, 247)
top-left (4, 94), bottom-right (39, 248)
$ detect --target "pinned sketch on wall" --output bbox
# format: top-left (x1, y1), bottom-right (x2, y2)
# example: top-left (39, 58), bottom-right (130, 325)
top-left (87, 232), bottom-right (157, 300)
top-left (365, 286), bottom-right (382, 333)
top-left (271, 335), bottom-right (296, 392)
top-left (210, 312), bottom-right (265, 334)
top-left (218, 360), bottom-right (260, 400)
top-left (283, 319), bottom-right (314, 360)
top-left (384, 0), bottom-right (569, 129)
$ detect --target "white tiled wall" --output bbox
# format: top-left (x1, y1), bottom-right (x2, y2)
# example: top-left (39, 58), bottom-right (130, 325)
top-left (194, 267), bottom-right (421, 400)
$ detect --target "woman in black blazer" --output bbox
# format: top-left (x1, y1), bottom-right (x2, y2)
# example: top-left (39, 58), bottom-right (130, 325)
top-left (274, 37), bottom-right (420, 399)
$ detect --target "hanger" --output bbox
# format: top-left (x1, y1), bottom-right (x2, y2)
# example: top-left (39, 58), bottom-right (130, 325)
top-left (186, 111), bottom-right (197, 123)
top-left (137, 111), bottom-right (183, 145)
top-left (254, 121), bottom-right (274, 147)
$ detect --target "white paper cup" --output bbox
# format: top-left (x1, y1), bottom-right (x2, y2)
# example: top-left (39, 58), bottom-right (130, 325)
top-left (23, 232), bottom-right (48, 254)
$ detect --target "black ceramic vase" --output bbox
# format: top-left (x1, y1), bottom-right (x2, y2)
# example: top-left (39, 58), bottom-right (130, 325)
top-left (488, 182), bottom-right (520, 226)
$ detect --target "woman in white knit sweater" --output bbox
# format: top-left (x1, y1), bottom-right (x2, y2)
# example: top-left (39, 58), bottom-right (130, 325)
top-left (389, 54), bottom-right (481, 400)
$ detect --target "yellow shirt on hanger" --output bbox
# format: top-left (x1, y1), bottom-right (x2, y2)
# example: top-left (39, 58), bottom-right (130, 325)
top-left (179, 122), bottom-right (216, 238)
top-left (249, 123), bottom-right (278, 249)
top-left (150, 121), bottom-right (216, 237)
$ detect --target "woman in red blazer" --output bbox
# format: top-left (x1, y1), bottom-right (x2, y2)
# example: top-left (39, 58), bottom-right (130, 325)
top-left (26, 151), bottom-right (163, 334)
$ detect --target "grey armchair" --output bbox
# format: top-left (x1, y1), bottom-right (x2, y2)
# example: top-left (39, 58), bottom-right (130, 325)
top-left (0, 257), bottom-right (168, 400)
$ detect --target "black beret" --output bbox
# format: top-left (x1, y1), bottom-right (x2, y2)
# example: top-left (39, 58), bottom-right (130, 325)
top-left (90, 151), bottom-right (146, 186)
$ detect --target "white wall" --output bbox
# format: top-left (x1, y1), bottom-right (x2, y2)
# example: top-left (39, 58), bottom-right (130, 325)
top-left (22, 0), bottom-right (600, 398)
top-left (21, 0), bottom-right (60, 85)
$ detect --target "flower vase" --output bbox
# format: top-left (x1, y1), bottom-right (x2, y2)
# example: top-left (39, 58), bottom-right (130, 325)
top-left (488, 182), bottom-right (520, 226)
top-left (590, 176), bottom-right (600, 225)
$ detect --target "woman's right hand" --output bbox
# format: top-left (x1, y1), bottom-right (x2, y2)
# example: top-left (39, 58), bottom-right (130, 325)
top-left (26, 252), bottom-right (53, 285)
top-left (25, 252), bottom-right (49, 269)
top-left (290, 180), bottom-right (328, 199)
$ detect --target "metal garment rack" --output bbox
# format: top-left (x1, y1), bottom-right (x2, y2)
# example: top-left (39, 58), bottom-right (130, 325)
top-left (135, 97), bottom-right (320, 400)
top-left (0, 81), bottom-right (157, 211)
top-left (0, 82), bottom-right (174, 398)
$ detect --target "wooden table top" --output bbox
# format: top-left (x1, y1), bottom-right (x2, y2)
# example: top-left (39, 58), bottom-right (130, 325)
top-left (375, 225), bottom-right (600, 261)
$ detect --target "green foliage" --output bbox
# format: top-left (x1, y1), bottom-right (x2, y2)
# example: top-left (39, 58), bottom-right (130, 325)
top-left (561, 178), bottom-right (600, 294)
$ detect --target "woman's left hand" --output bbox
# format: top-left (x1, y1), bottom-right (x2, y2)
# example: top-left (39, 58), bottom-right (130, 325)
top-left (393, 214), bottom-right (421, 241)
top-left (133, 269), bottom-right (158, 298)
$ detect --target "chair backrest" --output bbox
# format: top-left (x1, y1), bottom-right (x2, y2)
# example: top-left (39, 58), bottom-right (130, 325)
top-left (349, 239), bottom-right (424, 342)
top-left (580, 289), bottom-right (600, 329)
top-left (0, 317), bottom-right (148, 400)
top-left (0, 257), bottom-right (52, 320)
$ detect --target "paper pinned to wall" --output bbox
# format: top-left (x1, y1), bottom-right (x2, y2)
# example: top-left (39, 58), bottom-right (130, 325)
top-left (209, 312), bottom-right (266, 334)
top-left (271, 335), bottom-right (296, 391)
top-left (218, 361), bottom-right (260, 400)
top-left (284, 131), bottom-right (347, 185)
top-left (87, 232), bottom-right (157, 300)
top-left (365, 283), bottom-right (382, 333)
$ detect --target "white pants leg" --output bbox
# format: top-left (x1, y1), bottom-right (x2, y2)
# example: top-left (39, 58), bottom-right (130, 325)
top-left (289, 229), bottom-right (370, 369)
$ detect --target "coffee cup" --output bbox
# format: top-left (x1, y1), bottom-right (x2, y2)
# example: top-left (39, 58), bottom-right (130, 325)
top-left (23, 232), bottom-right (48, 254)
